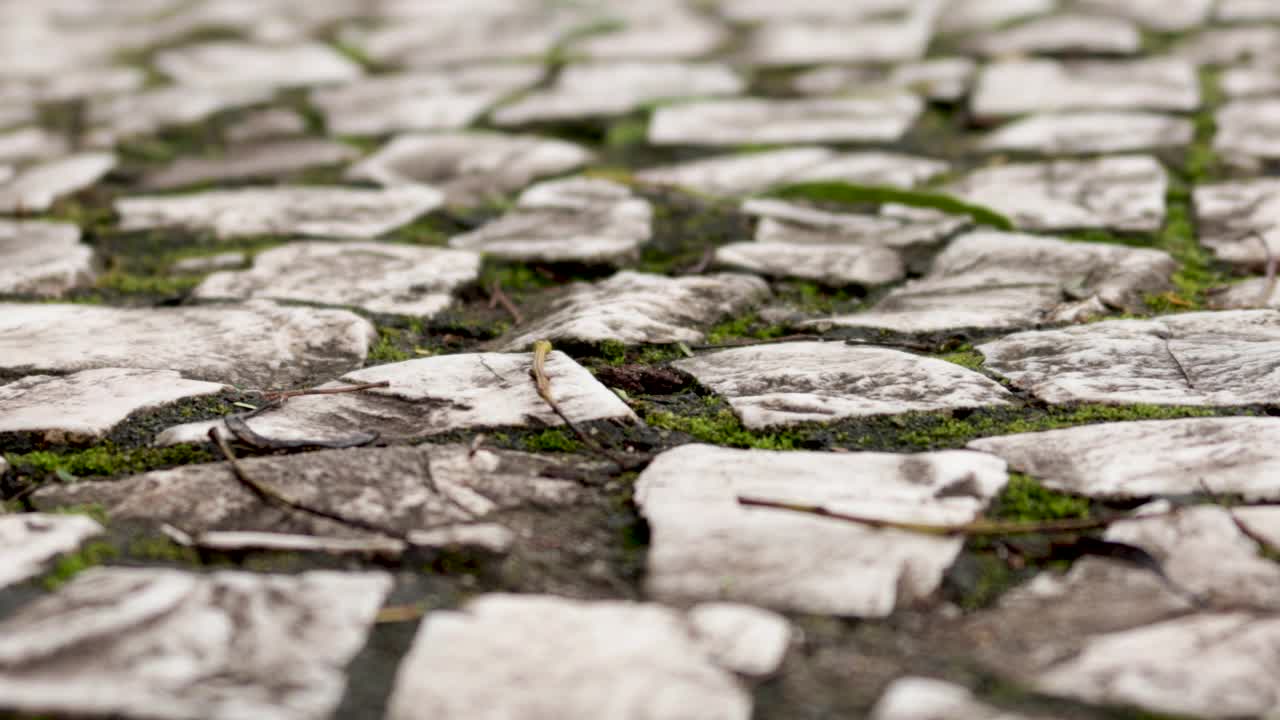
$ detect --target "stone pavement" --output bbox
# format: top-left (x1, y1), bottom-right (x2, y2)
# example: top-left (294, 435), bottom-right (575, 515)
top-left (3, 1), bottom-right (1280, 718)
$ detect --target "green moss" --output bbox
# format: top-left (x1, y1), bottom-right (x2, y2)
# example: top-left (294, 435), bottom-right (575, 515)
top-left (605, 117), bottom-right (649, 150)
top-left (42, 541), bottom-right (118, 590)
top-left (646, 408), bottom-right (798, 450)
top-left (479, 261), bottom-right (560, 293)
top-left (8, 444), bottom-right (213, 480)
top-left (766, 181), bottom-right (1015, 231)
top-left (704, 313), bottom-right (786, 345)
top-left (94, 271), bottom-right (202, 296)
top-left (989, 473), bottom-right (1091, 523)
top-left (49, 504), bottom-right (110, 525)
top-left (635, 345), bottom-right (687, 365)
top-left (778, 280), bottom-right (860, 315)
top-left (598, 340), bottom-right (629, 366)
top-left (1185, 68), bottom-right (1224, 183)
top-left (935, 345), bottom-right (985, 371)
top-left (1150, 183), bottom-right (1226, 312)
top-left (897, 404), bottom-right (1225, 449)
top-left (368, 327), bottom-right (413, 363)
top-left (129, 536), bottom-right (202, 565)
top-left (523, 428), bottom-right (582, 453)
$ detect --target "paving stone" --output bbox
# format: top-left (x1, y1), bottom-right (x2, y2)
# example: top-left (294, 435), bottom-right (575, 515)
top-left (971, 58), bottom-right (1199, 119)
top-left (0, 514), bottom-right (103, 590)
top-left (1175, 27), bottom-right (1280, 66)
top-left (947, 155), bottom-right (1168, 232)
top-left (979, 112), bottom-right (1194, 154)
top-left (449, 177), bottom-right (651, 265)
top-left (792, 58), bottom-right (976, 103)
top-left (718, 0), bottom-right (919, 22)
top-left (491, 62), bottom-right (744, 126)
top-left (649, 95), bottom-right (924, 147)
top-left (809, 231), bottom-right (1175, 334)
top-left (939, 0), bottom-right (1056, 33)
top-left (716, 242), bottom-right (904, 288)
top-left (223, 108), bottom-right (308, 143)
top-left (0, 300), bottom-right (375, 387)
top-left (0, 567), bottom-right (391, 720)
top-left (85, 85), bottom-right (272, 147)
top-left (871, 677), bottom-right (1048, 720)
top-left (963, 13), bottom-right (1141, 57)
top-left (170, 251), bottom-right (246, 273)
top-left (573, 5), bottom-right (728, 60)
top-left (1207, 277), bottom-right (1280, 310)
top-left (0, 66), bottom-right (145, 106)
top-left (977, 310), bottom-right (1280, 405)
top-left (154, 41), bottom-right (362, 92)
top-left (1194, 178), bottom-right (1280, 269)
top-left (353, 7), bottom-right (580, 67)
top-left (0, 220), bottom-right (94, 296)
top-left (1214, 97), bottom-right (1280, 165)
top-left (0, 127), bottom-right (68, 164)
top-left (193, 241), bottom-right (480, 318)
top-left (673, 341), bottom-right (1013, 428)
top-left (1220, 62), bottom-right (1280, 99)
top-left (635, 444), bottom-right (1008, 615)
top-left (156, 350), bottom-right (636, 446)
top-left (142, 139), bottom-right (361, 190)
top-left (311, 66), bottom-right (542, 136)
top-left (0, 369), bottom-right (226, 444)
top-left (742, 0), bottom-right (946, 66)
top-left (499, 271), bottom-right (770, 350)
top-left (636, 148), bottom-right (948, 196)
top-left (116, 185), bottom-right (443, 240)
top-left (1217, 0), bottom-right (1280, 20)
top-left (0, 152), bottom-right (115, 213)
top-left (1074, 0), bottom-right (1214, 31)
top-left (348, 131), bottom-right (594, 206)
top-left (686, 603), bottom-right (792, 678)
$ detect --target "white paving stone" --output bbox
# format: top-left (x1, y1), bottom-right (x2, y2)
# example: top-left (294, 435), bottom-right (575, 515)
top-left (0, 514), bottom-right (103, 590)
top-left (156, 350), bottom-right (636, 446)
top-left (499, 271), bottom-right (770, 350)
top-left (1195, 178), bottom-right (1280, 269)
top-left (686, 603), bottom-right (792, 678)
top-left (716, 242), bottom-right (904, 288)
top-left (1215, 97), bottom-right (1280, 164)
top-left (0, 127), bottom-right (68, 164)
top-left (574, 6), bottom-right (728, 60)
top-left (0, 568), bottom-right (391, 720)
top-left (224, 108), bottom-right (308, 143)
top-left (348, 132), bottom-right (594, 206)
top-left (116, 185), bottom-right (443, 240)
top-left (1074, 0), bottom-right (1214, 31)
top-left (85, 86), bottom-right (272, 148)
top-left (354, 7), bottom-right (580, 67)
top-left (1221, 61), bottom-right (1280, 99)
top-left (142, 139), bottom-right (360, 190)
top-left (1175, 27), bottom-right (1280, 66)
top-left (718, 0), bottom-right (917, 22)
top-left (792, 58), bottom-right (977, 103)
top-left (947, 155), bottom-right (1168, 232)
top-left (635, 444), bottom-right (1008, 615)
top-left (1218, 0), bottom-right (1280, 20)
top-left (939, 0), bottom-right (1056, 33)
top-left (492, 62), bottom-right (744, 126)
top-left (193, 242), bottom-right (481, 318)
top-left (0, 152), bottom-right (115, 213)
top-left (449, 177), bottom-right (652, 265)
top-left (743, 0), bottom-right (945, 66)
top-left (673, 341), bottom-right (1013, 428)
top-left (980, 112), bottom-right (1194, 154)
top-left (649, 95), bottom-right (924, 146)
top-left (0, 300), bottom-right (375, 387)
top-left (871, 677), bottom-right (1046, 720)
top-left (171, 251), bottom-right (246, 274)
top-left (637, 148), bottom-right (948, 196)
top-left (977, 310), bottom-right (1280, 405)
top-left (0, 66), bottom-right (145, 106)
top-left (155, 41), bottom-right (362, 91)
top-left (971, 58), bottom-right (1199, 119)
top-left (0, 220), bottom-right (94, 296)
top-left (964, 13), bottom-right (1141, 57)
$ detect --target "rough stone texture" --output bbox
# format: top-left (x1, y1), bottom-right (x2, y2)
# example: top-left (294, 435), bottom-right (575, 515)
top-left (1195, 178), bottom-right (1280, 269)
top-left (492, 62), bottom-right (744, 126)
top-left (745, 198), bottom-right (968, 253)
top-left (716, 242), bottom-right (904, 288)
top-left (0, 568), bottom-right (391, 720)
top-left (871, 677), bottom-right (1049, 720)
top-left (449, 177), bottom-right (652, 265)
top-left (0, 514), bottom-right (103, 590)
top-left (1215, 97), bottom-right (1280, 164)
top-left (386, 594), bottom-right (771, 720)
top-left (348, 132), bottom-right (595, 206)
top-left (116, 186), bottom-right (443, 240)
top-left (947, 155), bottom-right (1168, 232)
top-left (969, 417), bottom-right (1280, 500)
top-left (964, 13), bottom-right (1141, 57)
top-left (0, 153), bottom-right (116, 213)
top-left (499, 272), bottom-right (770, 350)
top-left (977, 310), bottom-right (1280, 405)
top-left (939, 0), bottom-right (1056, 33)
top-left (673, 341), bottom-right (1013, 428)
top-left (154, 41), bottom-right (363, 90)
top-left (142, 139), bottom-right (360, 190)
top-left (971, 58), bottom-right (1199, 119)
top-left (636, 444), bottom-right (1008, 615)
top-left (810, 231), bottom-right (1176, 334)
top-left (0, 300), bottom-right (375, 388)
top-left (0, 127), bottom-right (68, 164)
top-left (980, 112), bottom-right (1194, 154)
top-left (1075, 0), bottom-right (1214, 31)
top-left (743, 0), bottom-right (945, 66)
top-left (85, 85), bottom-right (272, 147)
top-left (636, 148), bottom-right (947, 196)
top-left (193, 242), bottom-right (481, 318)
top-left (156, 350), bottom-right (636, 446)
top-left (649, 95), bottom-right (924, 146)
top-left (0, 220), bottom-right (94, 296)
top-left (0, 369), bottom-right (226, 444)
top-left (792, 58), bottom-right (976, 103)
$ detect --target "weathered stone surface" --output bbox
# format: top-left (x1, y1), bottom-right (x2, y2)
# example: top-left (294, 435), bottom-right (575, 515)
top-left (649, 95), bottom-right (924, 146)
top-left (193, 242), bottom-right (481, 318)
top-left (0, 300), bottom-right (375, 387)
top-left (1194, 178), bottom-right (1280, 269)
top-left (0, 127), bottom-right (67, 164)
top-left (964, 13), bottom-right (1141, 57)
top-left (85, 86), bottom-right (272, 147)
top-left (171, 252), bottom-right (245, 273)
top-left (980, 112), bottom-right (1194, 154)
top-left (673, 342), bottom-right (1013, 428)
top-left (1208, 277), bottom-right (1280, 309)
top-left (716, 242), bottom-right (904, 288)
top-left (155, 41), bottom-right (362, 91)
top-left (349, 132), bottom-right (594, 206)
top-left (116, 185), bottom-right (443, 240)
top-left (0, 153), bottom-right (116, 213)
top-left (0, 220), bottom-right (94, 296)
top-left (0, 568), bottom-right (391, 720)
top-left (743, 0), bottom-right (945, 66)
top-left (686, 603), bottom-right (792, 678)
top-left (1175, 27), bottom-right (1280, 66)
top-left (811, 231), bottom-right (1175, 333)
top-left (977, 310), bottom-right (1280, 405)
top-left (636, 444), bottom-right (1008, 615)
top-left (0, 369), bottom-right (225, 444)
top-left (141, 139), bottom-right (360, 190)
top-left (745, 198), bottom-right (968, 252)
top-left (1075, 0), bottom-right (1214, 31)
top-left (499, 272), bottom-right (770, 350)
top-left (156, 350), bottom-right (636, 446)
top-left (0, 514), bottom-right (103, 590)
top-left (573, 7), bottom-right (727, 60)
top-left (449, 177), bottom-right (652, 265)
top-left (492, 62), bottom-right (744, 126)
top-left (637, 148), bottom-right (947, 196)
top-left (1215, 97), bottom-right (1280, 164)
top-left (386, 594), bottom-right (772, 720)
top-left (947, 155), bottom-right (1168, 232)
top-left (792, 58), bottom-right (976, 103)
top-left (871, 677), bottom-right (1047, 720)
top-left (224, 108), bottom-right (308, 143)
top-left (939, 0), bottom-right (1056, 33)
top-left (971, 58), bottom-right (1199, 119)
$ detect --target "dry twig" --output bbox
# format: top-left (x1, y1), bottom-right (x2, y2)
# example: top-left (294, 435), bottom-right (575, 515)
top-left (531, 340), bottom-right (635, 468)
top-left (261, 380), bottom-right (390, 403)
top-left (488, 280), bottom-right (524, 324)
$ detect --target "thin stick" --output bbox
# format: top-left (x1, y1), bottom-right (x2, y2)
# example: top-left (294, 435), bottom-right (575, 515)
top-left (489, 280), bottom-right (524, 324)
top-left (262, 381), bottom-right (390, 403)
top-left (692, 334), bottom-right (824, 351)
top-left (531, 340), bottom-right (632, 467)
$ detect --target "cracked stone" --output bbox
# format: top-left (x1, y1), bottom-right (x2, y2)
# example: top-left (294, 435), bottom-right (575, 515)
top-left (979, 112), bottom-right (1194, 154)
top-left (85, 85), bottom-right (272, 147)
top-left (977, 310), bottom-right (1280, 405)
top-left (637, 148), bottom-right (948, 196)
top-left (142, 139), bottom-right (361, 190)
top-left (947, 155), bottom-right (1168, 232)
top-left (116, 185), bottom-right (443, 240)
top-left (155, 350), bottom-right (636, 446)
top-left (498, 271), bottom-right (770, 350)
top-left (0, 300), bottom-right (375, 387)
top-left (870, 677), bottom-right (1047, 720)
top-left (0, 152), bottom-right (116, 213)
top-left (792, 58), bottom-right (976, 103)
top-left (673, 341), bottom-right (1013, 428)
top-left (155, 41), bottom-right (362, 91)
top-left (971, 58), bottom-right (1199, 119)
top-left (635, 444), bottom-right (1008, 615)
top-left (1075, 0), bottom-right (1214, 31)
top-left (939, 0), bottom-right (1056, 33)
top-left (0, 568), bottom-right (391, 720)
top-left (742, 0), bottom-right (945, 66)
top-left (964, 13), bottom-right (1141, 57)
top-left (649, 95), bottom-right (924, 146)
top-left (1214, 97), bottom-right (1280, 164)
top-left (448, 177), bottom-right (652, 265)
top-left (348, 131), bottom-right (595, 206)
top-left (192, 241), bottom-right (481, 318)
top-left (0, 127), bottom-right (68, 164)
top-left (0, 220), bottom-right (95, 296)
top-left (0, 514), bottom-right (103, 590)
top-left (1194, 178), bottom-right (1280, 269)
